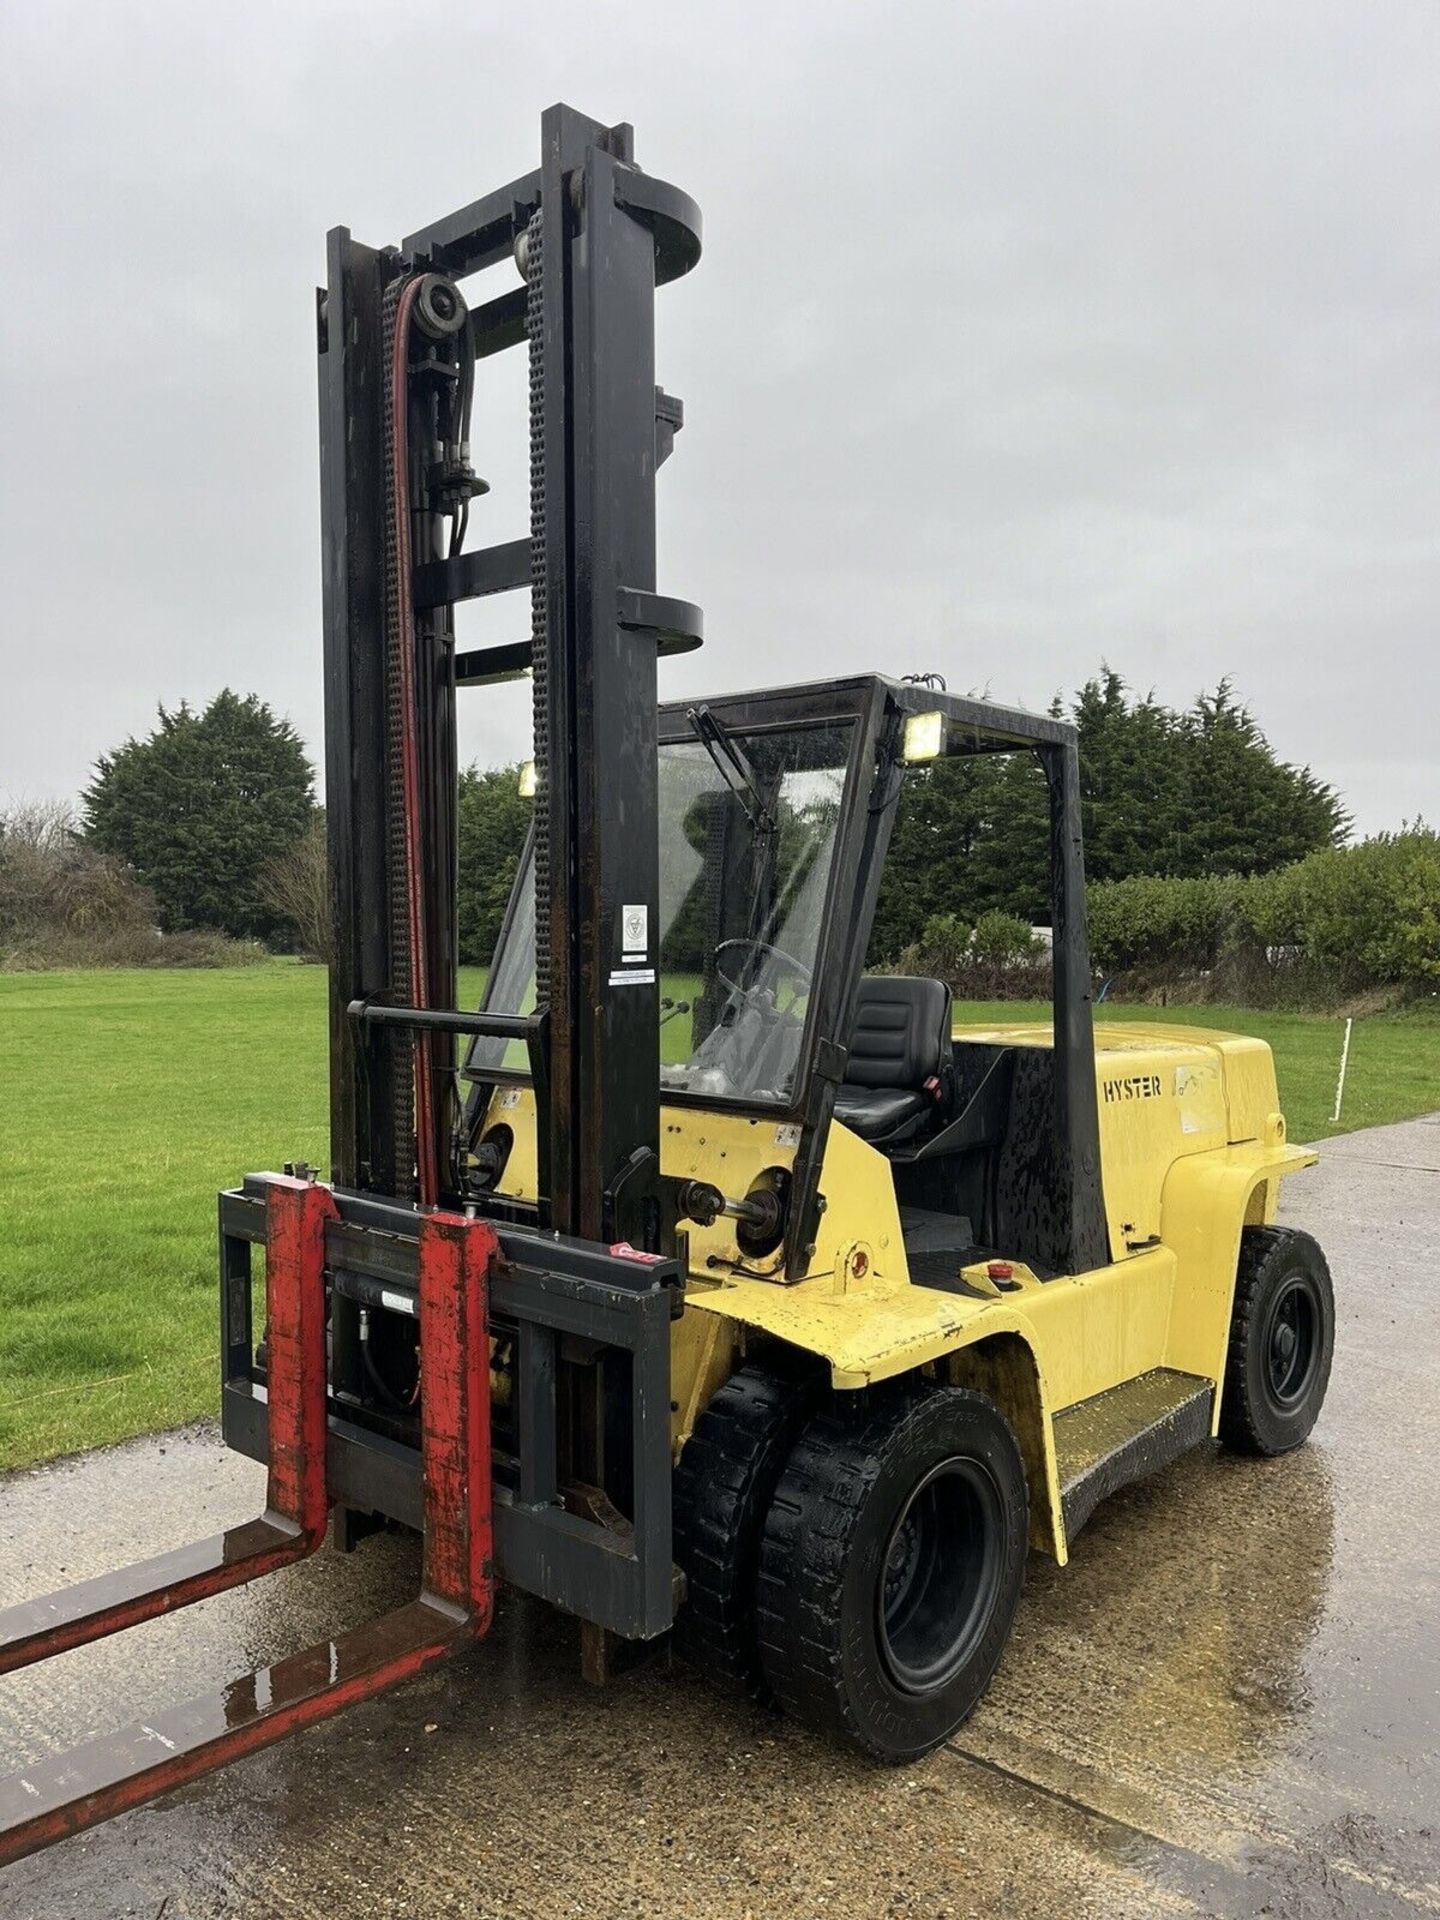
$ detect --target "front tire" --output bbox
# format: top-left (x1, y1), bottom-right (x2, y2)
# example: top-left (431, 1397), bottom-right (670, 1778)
top-left (756, 1386), bottom-right (1028, 1763)
top-left (672, 1363), bottom-right (817, 1694)
top-left (1219, 1226), bottom-right (1334, 1457)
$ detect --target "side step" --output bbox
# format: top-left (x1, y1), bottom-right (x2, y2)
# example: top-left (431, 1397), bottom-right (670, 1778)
top-left (0, 1184), bottom-right (495, 1868)
top-left (1053, 1369), bottom-right (1214, 1543)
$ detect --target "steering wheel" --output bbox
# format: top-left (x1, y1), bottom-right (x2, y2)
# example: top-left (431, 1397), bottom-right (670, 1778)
top-left (712, 937), bottom-right (813, 1005)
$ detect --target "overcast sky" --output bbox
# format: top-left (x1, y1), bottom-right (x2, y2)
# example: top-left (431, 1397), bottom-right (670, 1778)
top-left (2, 1), bottom-right (1435, 836)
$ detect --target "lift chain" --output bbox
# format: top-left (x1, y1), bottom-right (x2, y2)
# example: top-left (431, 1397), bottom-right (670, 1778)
top-left (525, 209), bottom-right (550, 1012)
top-left (382, 272), bottom-right (417, 1196)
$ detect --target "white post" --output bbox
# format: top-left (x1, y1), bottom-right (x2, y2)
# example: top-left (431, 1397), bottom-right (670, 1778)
top-left (1331, 1016), bottom-right (1354, 1125)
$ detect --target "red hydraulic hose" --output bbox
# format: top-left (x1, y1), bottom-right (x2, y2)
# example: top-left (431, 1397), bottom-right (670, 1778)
top-left (389, 277), bottom-right (438, 1207)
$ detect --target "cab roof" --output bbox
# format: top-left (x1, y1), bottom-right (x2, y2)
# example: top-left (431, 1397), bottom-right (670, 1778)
top-left (659, 671), bottom-right (1075, 754)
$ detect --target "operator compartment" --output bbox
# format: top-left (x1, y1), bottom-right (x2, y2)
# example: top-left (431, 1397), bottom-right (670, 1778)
top-left (460, 673), bottom-right (1117, 1292)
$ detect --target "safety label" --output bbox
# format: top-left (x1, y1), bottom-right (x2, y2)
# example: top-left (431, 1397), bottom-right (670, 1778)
top-left (608, 966), bottom-right (657, 986)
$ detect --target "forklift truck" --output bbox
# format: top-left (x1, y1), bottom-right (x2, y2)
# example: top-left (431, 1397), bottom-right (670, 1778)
top-left (0, 105), bottom-right (1334, 1860)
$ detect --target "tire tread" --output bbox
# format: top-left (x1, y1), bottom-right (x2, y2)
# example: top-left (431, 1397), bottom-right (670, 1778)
top-left (1219, 1225), bottom-right (1333, 1456)
top-left (756, 1385), bottom-right (1025, 1761)
top-left (672, 1363), bottom-right (815, 1693)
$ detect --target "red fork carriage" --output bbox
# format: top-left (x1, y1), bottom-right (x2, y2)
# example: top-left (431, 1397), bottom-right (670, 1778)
top-left (0, 1173), bottom-right (679, 1866)
top-left (0, 1178), bottom-right (496, 1864)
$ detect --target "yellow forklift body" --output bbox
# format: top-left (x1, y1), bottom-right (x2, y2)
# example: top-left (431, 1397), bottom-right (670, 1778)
top-left (480, 1017), bottom-right (1314, 1561)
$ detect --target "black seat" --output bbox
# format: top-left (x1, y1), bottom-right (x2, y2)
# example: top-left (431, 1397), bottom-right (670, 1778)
top-left (833, 976), bottom-right (952, 1145)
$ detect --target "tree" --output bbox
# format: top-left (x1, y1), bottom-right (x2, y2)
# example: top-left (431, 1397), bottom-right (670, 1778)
top-left (82, 690), bottom-right (316, 941)
top-left (1174, 681), bottom-right (1348, 875)
top-left (965, 732), bottom-right (1053, 919)
top-left (1072, 670), bottom-right (1190, 884)
top-left (870, 667), bottom-right (1347, 962)
top-left (260, 811), bottom-right (333, 964)
top-left (1071, 671), bottom-right (1346, 881)
top-left (869, 755), bottom-right (988, 959)
top-left (870, 744), bottom-right (1055, 960)
top-left (456, 763), bottom-right (531, 965)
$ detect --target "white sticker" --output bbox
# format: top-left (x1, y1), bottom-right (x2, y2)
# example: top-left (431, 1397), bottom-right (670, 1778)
top-left (381, 1288), bottom-right (416, 1318)
top-left (622, 903), bottom-right (649, 955)
top-left (609, 967), bottom-right (657, 986)
top-left (499, 1088), bottom-right (522, 1109)
top-left (774, 1123), bottom-right (802, 1148)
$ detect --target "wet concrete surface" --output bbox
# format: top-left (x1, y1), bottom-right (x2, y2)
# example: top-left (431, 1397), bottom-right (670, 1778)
top-left (2, 1116), bottom-right (1438, 1918)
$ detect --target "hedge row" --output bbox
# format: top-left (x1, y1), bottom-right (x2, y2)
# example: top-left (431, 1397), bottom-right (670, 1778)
top-left (1085, 828), bottom-right (1440, 987)
top-left (1, 802), bottom-right (267, 971)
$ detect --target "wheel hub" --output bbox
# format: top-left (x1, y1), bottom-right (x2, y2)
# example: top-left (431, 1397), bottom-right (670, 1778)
top-left (884, 1515), bottom-right (922, 1612)
top-left (876, 1456), bottom-right (1004, 1696)
top-left (1264, 1275), bottom-right (1319, 1407)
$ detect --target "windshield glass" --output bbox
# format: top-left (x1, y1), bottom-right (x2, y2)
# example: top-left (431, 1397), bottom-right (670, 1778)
top-left (466, 718), bottom-right (854, 1106)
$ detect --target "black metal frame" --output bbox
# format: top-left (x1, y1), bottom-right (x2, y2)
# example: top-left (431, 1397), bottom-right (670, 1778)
top-left (699, 673), bottom-right (1107, 1279)
top-left (230, 106), bottom-right (703, 1637)
top-left (317, 103), bottom-right (699, 1240)
top-left (883, 677), bottom-right (1109, 1274)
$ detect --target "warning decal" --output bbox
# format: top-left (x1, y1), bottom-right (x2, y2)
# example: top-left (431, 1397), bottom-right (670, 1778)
top-left (622, 903), bottom-right (649, 957)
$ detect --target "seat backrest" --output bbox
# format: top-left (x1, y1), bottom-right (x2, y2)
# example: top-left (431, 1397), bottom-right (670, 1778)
top-left (844, 976), bottom-right (952, 1090)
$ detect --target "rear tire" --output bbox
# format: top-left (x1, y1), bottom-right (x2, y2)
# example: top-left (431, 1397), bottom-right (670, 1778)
top-left (1219, 1227), bottom-right (1334, 1457)
top-left (756, 1385), bottom-right (1028, 1763)
top-left (672, 1362), bottom-right (817, 1695)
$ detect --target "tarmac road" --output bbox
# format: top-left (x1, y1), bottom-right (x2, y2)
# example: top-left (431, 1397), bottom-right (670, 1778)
top-left (1, 1116), bottom-right (1437, 1918)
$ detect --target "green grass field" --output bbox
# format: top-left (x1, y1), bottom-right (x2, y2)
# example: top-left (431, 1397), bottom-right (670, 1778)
top-left (2, 965), bottom-right (1437, 1472)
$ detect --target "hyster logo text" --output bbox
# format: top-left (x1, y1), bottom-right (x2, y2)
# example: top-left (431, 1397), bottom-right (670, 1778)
top-left (1103, 1073), bottom-right (1162, 1103)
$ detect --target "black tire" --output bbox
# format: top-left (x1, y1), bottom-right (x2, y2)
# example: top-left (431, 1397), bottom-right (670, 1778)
top-left (756, 1386), bottom-right (1028, 1763)
top-left (1219, 1226), bottom-right (1334, 1457)
top-left (672, 1362), bottom-right (818, 1694)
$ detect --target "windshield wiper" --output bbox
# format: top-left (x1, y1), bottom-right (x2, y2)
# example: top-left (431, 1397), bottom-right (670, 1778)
top-left (685, 706), bottom-right (776, 836)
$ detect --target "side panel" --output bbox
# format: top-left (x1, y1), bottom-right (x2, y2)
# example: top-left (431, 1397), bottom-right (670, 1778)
top-left (667, 1308), bottom-right (735, 1454)
top-left (1093, 1043), bottom-right (1228, 1253)
top-left (992, 1252), bottom-right (1176, 1411)
top-left (945, 1334), bottom-right (1067, 1561)
top-left (1211, 1034), bottom-right (1285, 1144)
top-left (1159, 1143), bottom-right (1317, 1417)
top-left (950, 1022), bottom-right (1292, 1271)
top-left (803, 1120), bottom-right (908, 1285)
top-left (677, 1143), bottom-right (1312, 1409)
